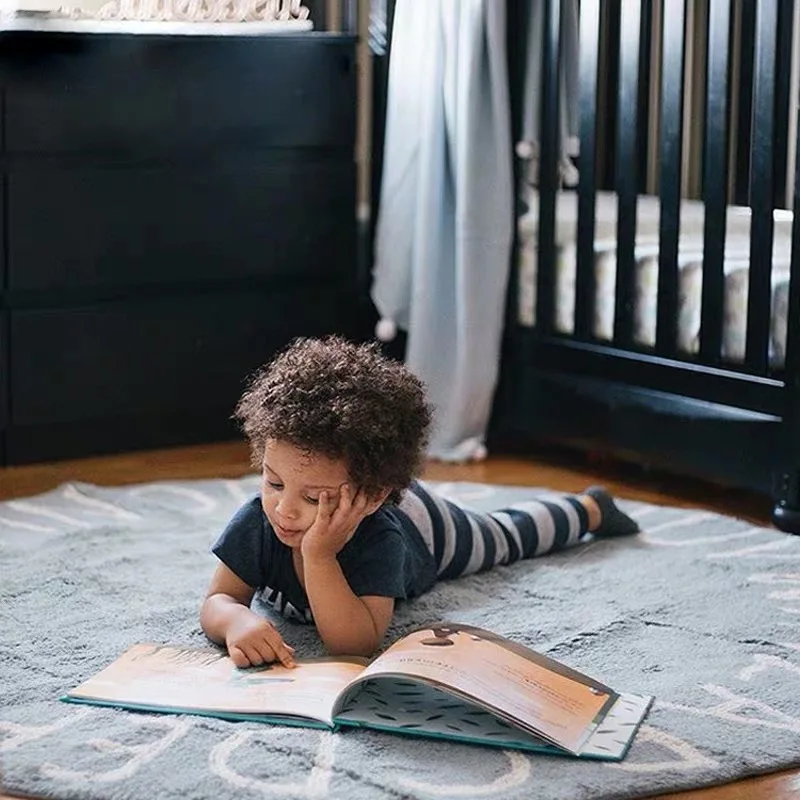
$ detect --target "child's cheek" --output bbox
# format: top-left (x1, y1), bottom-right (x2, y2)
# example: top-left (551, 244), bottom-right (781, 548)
top-left (261, 489), bottom-right (277, 516)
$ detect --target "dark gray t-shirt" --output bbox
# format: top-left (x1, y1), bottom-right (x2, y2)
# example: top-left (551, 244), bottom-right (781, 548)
top-left (211, 496), bottom-right (437, 623)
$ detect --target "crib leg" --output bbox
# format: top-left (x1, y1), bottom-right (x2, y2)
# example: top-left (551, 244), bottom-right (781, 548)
top-left (772, 471), bottom-right (800, 534)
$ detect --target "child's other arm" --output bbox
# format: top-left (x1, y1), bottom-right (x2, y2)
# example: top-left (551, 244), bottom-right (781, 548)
top-left (301, 485), bottom-right (394, 656)
top-left (201, 563), bottom-right (296, 668)
top-left (303, 557), bottom-right (394, 656)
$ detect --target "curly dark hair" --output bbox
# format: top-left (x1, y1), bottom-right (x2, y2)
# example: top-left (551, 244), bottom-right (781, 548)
top-left (234, 336), bottom-right (432, 504)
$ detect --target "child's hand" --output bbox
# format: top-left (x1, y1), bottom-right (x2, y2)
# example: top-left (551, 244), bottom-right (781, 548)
top-left (301, 484), bottom-right (372, 561)
top-left (225, 611), bottom-right (296, 669)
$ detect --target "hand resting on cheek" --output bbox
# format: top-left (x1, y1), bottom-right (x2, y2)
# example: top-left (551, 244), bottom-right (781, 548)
top-left (300, 484), bottom-right (377, 562)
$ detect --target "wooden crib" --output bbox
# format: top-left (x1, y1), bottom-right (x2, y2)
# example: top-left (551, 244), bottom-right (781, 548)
top-left (490, 0), bottom-right (800, 532)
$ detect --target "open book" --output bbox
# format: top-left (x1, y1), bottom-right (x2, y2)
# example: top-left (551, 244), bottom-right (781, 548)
top-left (63, 622), bottom-right (652, 760)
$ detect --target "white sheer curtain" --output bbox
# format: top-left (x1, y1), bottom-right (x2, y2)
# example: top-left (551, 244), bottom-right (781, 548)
top-left (371, 0), bottom-right (513, 461)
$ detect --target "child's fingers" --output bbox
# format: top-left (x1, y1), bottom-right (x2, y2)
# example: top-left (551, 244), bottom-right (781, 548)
top-left (329, 485), bottom-right (357, 528)
top-left (249, 640), bottom-right (277, 666)
top-left (233, 642), bottom-right (269, 667)
top-left (338, 483), bottom-right (353, 509)
top-left (260, 626), bottom-right (296, 668)
top-left (352, 487), bottom-right (371, 511)
top-left (268, 639), bottom-right (296, 668)
top-left (275, 644), bottom-right (296, 668)
top-left (330, 486), bottom-right (371, 533)
top-left (229, 645), bottom-right (250, 668)
top-left (336, 483), bottom-right (369, 516)
top-left (315, 490), bottom-right (334, 522)
top-left (344, 487), bottom-right (371, 521)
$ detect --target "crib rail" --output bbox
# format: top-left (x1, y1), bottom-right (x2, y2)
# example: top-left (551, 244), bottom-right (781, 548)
top-left (511, 0), bottom-right (799, 406)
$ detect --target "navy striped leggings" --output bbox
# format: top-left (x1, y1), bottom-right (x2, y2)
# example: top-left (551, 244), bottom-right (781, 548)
top-left (397, 480), bottom-right (591, 579)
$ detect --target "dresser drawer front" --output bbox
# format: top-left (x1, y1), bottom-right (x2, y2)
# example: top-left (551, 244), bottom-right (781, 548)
top-left (3, 33), bottom-right (356, 154)
top-left (10, 288), bottom-right (356, 426)
top-left (7, 157), bottom-right (355, 292)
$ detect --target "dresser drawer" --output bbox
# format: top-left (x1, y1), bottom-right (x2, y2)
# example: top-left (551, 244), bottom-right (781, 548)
top-left (2, 32), bottom-right (356, 154)
top-left (10, 287), bottom-right (357, 427)
top-left (7, 156), bottom-right (355, 292)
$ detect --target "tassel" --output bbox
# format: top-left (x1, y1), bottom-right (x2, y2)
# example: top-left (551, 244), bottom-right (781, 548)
top-left (375, 317), bottom-right (398, 343)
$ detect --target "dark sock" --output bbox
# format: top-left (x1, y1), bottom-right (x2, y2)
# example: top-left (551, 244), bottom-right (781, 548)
top-left (584, 486), bottom-right (640, 537)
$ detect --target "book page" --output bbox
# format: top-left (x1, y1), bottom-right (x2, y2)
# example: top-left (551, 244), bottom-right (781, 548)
top-left (66, 644), bottom-right (367, 727)
top-left (335, 678), bottom-right (652, 761)
top-left (349, 625), bottom-right (616, 754)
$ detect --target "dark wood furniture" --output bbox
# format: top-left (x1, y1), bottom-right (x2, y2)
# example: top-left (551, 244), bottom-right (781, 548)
top-left (487, 0), bottom-right (800, 532)
top-left (0, 29), bottom-right (359, 465)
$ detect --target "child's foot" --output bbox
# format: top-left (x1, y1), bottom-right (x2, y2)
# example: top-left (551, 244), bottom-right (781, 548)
top-left (583, 486), bottom-right (640, 537)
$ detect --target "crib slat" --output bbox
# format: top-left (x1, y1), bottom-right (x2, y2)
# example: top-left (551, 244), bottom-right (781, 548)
top-left (772, 0), bottom-right (794, 209)
top-left (745, 0), bottom-right (778, 374)
top-left (574, 0), bottom-right (601, 339)
top-left (613, 0), bottom-right (642, 346)
top-left (655, 0), bottom-right (687, 357)
top-left (636, 1), bottom-right (653, 192)
top-left (732, 2), bottom-right (756, 207)
top-left (506, 0), bottom-right (529, 332)
top-left (699, 0), bottom-right (731, 364)
top-left (535, 0), bottom-right (561, 335)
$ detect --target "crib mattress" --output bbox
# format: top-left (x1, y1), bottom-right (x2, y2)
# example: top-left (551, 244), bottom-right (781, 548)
top-left (517, 190), bottom-right (792, 367)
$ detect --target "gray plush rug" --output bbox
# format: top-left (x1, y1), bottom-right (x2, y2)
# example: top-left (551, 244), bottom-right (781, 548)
top-left (2, 475), bottom-right (800, 800)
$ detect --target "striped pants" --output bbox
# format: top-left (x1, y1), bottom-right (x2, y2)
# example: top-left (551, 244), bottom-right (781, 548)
top-left (397, 479), bottom-right (591, 579)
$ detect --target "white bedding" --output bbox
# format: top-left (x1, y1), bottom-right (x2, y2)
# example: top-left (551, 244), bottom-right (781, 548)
top-left (517, 190), bottom-right (792, 367)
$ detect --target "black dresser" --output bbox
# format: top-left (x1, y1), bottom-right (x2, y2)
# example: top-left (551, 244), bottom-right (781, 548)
top-left (0, 30), bottom-right (359, 464)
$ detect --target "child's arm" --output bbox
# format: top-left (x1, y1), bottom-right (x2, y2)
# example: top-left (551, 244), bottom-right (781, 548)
top-left (301, 485), bottom-right (395, 657)
top-left (303, 558), bottom-right (395, 656)
top-left (201, 563), bottom-right (296, 668)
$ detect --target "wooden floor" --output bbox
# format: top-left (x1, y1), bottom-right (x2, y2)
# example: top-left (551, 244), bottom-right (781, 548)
top-left (1, 440), bottom-right (798, 800)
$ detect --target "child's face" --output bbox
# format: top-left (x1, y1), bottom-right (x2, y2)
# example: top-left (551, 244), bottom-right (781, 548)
top-left (260, 438), bottom-right (352, 549)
